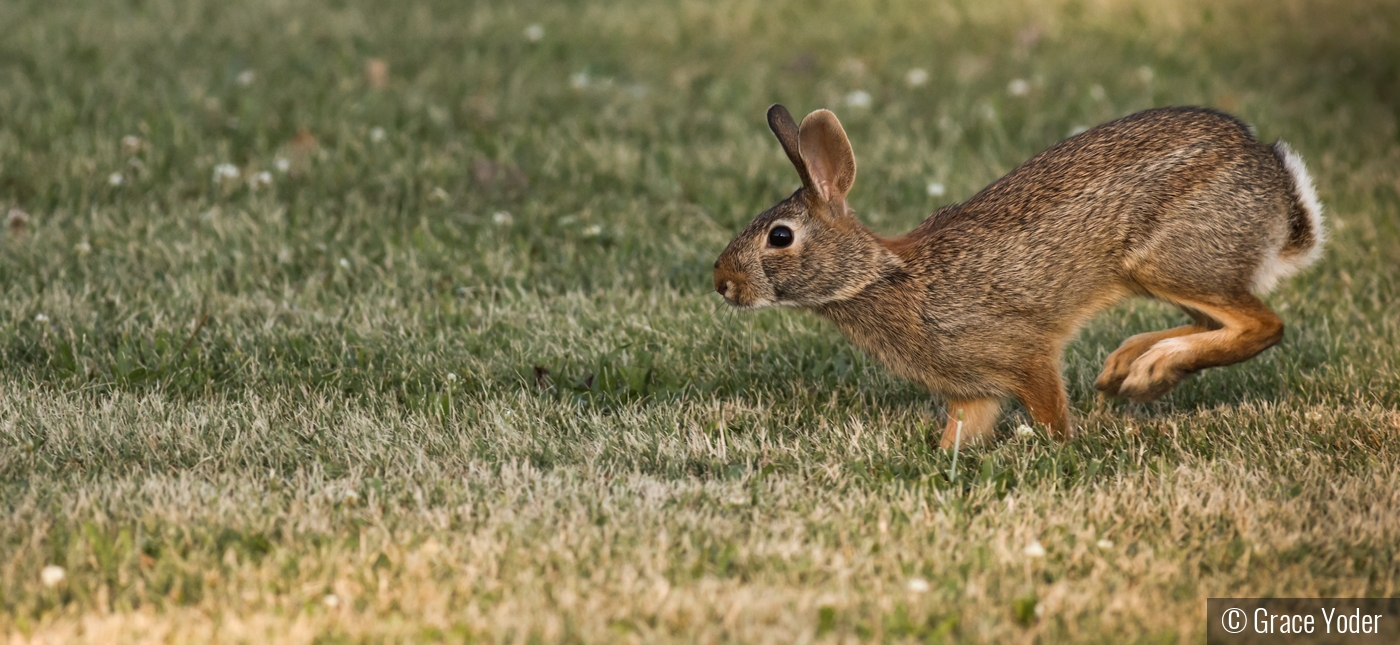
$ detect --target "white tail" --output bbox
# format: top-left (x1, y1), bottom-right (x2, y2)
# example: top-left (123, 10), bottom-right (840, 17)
top-left (1253, 141), bottom-right (1326, 293)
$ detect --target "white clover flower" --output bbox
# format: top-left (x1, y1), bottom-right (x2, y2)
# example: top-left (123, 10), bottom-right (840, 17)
top-left (524, 24), bottom-right (544, 42)
top-left (845, 90), bottom-right (872, 108)
top-left (926, 182), bottom-right (946, 197)
top-left (108, 172), bottom-right (124, 186)
top-left (1089, 84), bottom-right (1106, 101)
top-left (40, 565), bottom-right (65, 588)
top-left (906, 577), bottom-right (931, 593)
top-left (905, 68), bottom-right (929, 87)
top-left (583, 224), bottom-right (602, 237)
top-left (1015, 424), bottom-right (1035, 437)
top-left (1007, 78), bottom-right (1030, 96)
top-left (447, 372), bottom-right (458, 382)
top-left (1024, 540), bottom-right (1046, 558)
top-left (213, 164), bottom-right (240, 182)
top-left (121, 135), bottom-right (142, 154)
top-left (323, 593), bottom-right (340, 608)
top-left (274, 157), bottom-right (291, 173)
top-left (492, 211), bottom-right (513, 226)
top-left (75, 241), bottom-right (92, 254)
top-left (34, 314), bottom-right (49, 323)
top-left (1096, 539), bottom-right (1114, 550)
top-left (338, 258), bottom-right (350, 269)
top-left (569, 72), bottom-right (590, 90)
top-left (237, 70), bottom-right (256, 86)
top-left (250, 171), bottom-right (273, 189)
top-left (369, 127), bottom-right (386, 143)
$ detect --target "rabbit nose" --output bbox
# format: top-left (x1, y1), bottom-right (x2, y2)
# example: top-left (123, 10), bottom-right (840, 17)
top-left (713, 261), bottom-right (740, 298)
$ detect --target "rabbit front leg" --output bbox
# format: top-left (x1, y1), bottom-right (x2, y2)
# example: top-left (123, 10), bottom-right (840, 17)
top-left (1011, 358), bottom-right (1075, 442)
top-left (938, 398), bottom-right (1002, 448)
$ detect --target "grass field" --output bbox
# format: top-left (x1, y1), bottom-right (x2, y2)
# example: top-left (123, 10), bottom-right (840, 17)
top-left (2, 0), bottom-right (1399, 642)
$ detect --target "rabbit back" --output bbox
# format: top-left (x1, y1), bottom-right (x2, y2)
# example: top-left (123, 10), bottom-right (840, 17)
top-left (895, 107), bottom-right (1321, 320)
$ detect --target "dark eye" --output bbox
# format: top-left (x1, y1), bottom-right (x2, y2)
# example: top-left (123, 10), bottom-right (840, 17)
top-left (767, 225), bottom-right (794, 248)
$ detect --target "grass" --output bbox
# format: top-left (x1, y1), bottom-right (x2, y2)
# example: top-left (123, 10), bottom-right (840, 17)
top-left (1, 0), bottom-right (1399, 642)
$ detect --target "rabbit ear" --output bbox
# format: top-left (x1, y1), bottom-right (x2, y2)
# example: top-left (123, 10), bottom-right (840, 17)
top-left (798, 109), bottom-right (856, 204)
top-left (767, 104), bottom-right (814, 190)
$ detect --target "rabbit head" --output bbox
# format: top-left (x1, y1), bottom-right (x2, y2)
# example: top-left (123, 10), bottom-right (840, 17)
top-left (714, 105), bottom-right (895, 309)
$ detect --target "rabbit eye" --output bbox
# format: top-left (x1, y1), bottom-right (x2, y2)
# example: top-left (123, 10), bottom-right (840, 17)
top-left (767, 225), bottom-right (794, 248)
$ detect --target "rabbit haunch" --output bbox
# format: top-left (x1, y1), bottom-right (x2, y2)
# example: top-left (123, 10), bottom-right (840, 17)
top-left (714, 105), bottom-right (1325, 447)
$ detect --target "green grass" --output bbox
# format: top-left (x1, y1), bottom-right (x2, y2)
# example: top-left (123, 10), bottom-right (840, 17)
top-left (2, 0), bottom-right (1399, 642)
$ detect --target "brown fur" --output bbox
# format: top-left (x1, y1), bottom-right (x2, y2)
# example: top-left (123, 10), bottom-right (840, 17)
top-left (715, 105), bottom-right (1325, 445)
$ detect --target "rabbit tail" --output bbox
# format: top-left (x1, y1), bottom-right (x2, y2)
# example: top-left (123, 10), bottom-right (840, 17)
top-left (1254, 141), bottom-right (1326, 293)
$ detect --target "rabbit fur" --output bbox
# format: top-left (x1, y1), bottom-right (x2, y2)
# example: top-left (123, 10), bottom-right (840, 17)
top-left (714, 104), bottom-right (1324, 447)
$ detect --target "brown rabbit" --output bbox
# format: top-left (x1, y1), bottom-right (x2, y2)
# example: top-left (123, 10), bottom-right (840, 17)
top-left (714, 104), bottom-right (1324, 447)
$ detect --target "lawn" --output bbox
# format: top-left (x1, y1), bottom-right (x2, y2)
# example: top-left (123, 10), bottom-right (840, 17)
top-left (1, 0), bottom-right (1399, 642)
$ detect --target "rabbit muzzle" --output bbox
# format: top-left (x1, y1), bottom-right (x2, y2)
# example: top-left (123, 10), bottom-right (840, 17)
top-left (713, 257), bottom-right (768, 309)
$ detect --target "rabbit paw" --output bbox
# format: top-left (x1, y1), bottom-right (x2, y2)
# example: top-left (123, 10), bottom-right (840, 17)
top-left (1094, 348), bottom-right (1140, 397)
top-left (1117, 340), bottom-right (1190, 402)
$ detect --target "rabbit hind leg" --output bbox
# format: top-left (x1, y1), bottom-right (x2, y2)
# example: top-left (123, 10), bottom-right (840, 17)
top-left (1117, 292), bottom-right (1283, 402)
top-left (1095, 324), bottom-right (1208, 397)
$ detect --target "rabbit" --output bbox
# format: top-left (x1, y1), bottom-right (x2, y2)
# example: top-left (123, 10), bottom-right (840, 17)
top-left (714, 104), bottom-right (1324, 447)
